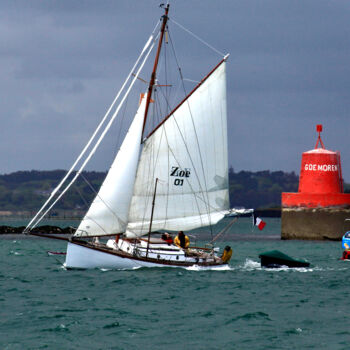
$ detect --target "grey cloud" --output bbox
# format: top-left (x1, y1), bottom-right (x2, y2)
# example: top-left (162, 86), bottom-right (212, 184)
top-left (0, 0), bottom-right (349, 181)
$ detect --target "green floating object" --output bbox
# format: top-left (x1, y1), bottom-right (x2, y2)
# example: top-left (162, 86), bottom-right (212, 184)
top-left (259, 250), bottom-right (310, 268)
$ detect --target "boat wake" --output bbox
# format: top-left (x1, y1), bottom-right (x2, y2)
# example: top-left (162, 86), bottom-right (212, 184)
top-left (99, 266), bottom-right (143, 272)
top-left (186, 264), bottom-right (233, 272)
top-left (242, 259), bottom-right (261, 270)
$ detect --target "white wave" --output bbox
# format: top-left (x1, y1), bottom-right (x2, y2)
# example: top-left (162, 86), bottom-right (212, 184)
top-left (263, 265), bottom-right (314, 273)
top-left (10, 250), bottom-right (21, 256)
top-left (186, 264), bottom-right (233, 271)
top-left (242, 259), bottom-right (261, 270)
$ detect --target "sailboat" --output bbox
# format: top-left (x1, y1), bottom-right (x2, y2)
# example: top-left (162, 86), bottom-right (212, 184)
top-left (25, 4), bottom-right (241, 269)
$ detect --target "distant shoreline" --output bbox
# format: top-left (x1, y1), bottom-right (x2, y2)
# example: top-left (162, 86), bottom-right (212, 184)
top-left (0, 209), bottom-right (284, 223)
top-left (0, 224), bottom-right (76, 235)
top-left (0, 233), bottom-right (280, 241)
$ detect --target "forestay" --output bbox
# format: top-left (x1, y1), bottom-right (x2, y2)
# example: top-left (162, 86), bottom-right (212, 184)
top-left (126, 61), bottom-right (229, 237)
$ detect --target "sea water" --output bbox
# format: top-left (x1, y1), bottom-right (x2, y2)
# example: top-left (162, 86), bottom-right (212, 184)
top-left (1, 218), bottom-right (349, 349)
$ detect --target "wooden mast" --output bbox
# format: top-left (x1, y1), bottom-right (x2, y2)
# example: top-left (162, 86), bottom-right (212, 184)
top-left (141, 4), bottom-right (170, 141)
top-left (146, 178), bottom-right (159, 258)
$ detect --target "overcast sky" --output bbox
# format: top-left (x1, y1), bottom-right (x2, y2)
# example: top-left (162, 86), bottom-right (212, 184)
top-left (1, 0), bottom-right (350, 181)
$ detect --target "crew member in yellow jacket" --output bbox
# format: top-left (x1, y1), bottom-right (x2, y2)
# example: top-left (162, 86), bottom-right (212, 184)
top-left (174, 231), bottom-right (190, 249)
top-left (221, 245), bottom-right (233, 263)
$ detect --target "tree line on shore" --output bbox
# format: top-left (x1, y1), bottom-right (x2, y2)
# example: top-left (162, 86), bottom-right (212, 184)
top-left (0, 169), bottom-right (349, 214)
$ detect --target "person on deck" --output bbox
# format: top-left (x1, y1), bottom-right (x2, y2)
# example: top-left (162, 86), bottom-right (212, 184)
top-left (161, 233), bottom-right (173, 245)
top-left (343, 243), bottom-right (350, 260)
top-left (174, 231), bottom-right (190, 249)
top-left (221, 245), bottom-right (233, 263)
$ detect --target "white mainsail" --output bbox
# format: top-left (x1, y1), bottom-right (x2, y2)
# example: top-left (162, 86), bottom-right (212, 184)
top-left (75, 95), bottom-right (148, 236)
top-left (126, 60), bottom-right (229, 237)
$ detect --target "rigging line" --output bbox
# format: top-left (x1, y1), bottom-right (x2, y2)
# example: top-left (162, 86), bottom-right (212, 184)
top-left (133, 115), bottom-right (170, 236)
top-left (183, 78), bottom-right (200, 84)
top-left (27, 225), bottom-right (65, 266)
top-left (29, 227), bottom-right (67, 267)
top-left (157, 85), bottom-right (175, 119)
top-left (155, 28), bottom-right (182, 111)
top-left (147, 136), bottom-right (227, 216)
top-left (119, 95), bottom-right (158, 237)
top-left (169, 18), bottom-right (225, 57)
top-left (168, 30), bottom-right (214, 237)
top-left (153, 126), bottom-right (170, 228)
top-left (210, 217), bottom-right (238, 244)
top-left (157, 76), bottom-right (183, 123)
top-left (79, 172), bottom-right (127, 227)
top-left (73, 178), bottom-right (92, 210)
top-left (155, 88), bottom-right (165, 128)
top-left (135, 132), bottom-right (224, 235)
top-left (113, 93), bottom-right (129, 160)
top-left (160, 126), bottom-right (204, 227)
top-left (150, 49), bottom-right (172, 124)
top-left (153, 91), bottom-right (172, 225)
top-left (167, 143), bottom-right (222, 219)
top-left (166, 131), bottom-right (170, 225)
top-left (163, 25), bottom-right (170, 112)
top-left (170, 64), bottom-right (213, 234)
top-left (136, 123), bottom-right (163, 236)
top-left (140, 82), bottom-right (204, 235)
top-left (132, 89), bottom-right (165, 236)
top-left (142, 4), bottom-right (169, 140)
top-left (158, 31), bottom-right (207, 217)
top-left (46, 242), bottom-right (66, 267)
top-left (28, 35), bottom-right (158, 231)
top-left (158, 27), bottom-right (181, 116)
top-left (169, 31), bottom-right (217, 237)
top-left (24, 27), bottom-right (159, 233)
top-left (154, 87), bottom-right (204, 225)
top-left (142, 101), bottom-right (208, 231)
top-left (73, 184), bottom-right (110, 236)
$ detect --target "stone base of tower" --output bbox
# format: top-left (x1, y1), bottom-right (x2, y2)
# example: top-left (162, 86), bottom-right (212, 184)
top-left (281, 207), bottom-right (350, 240)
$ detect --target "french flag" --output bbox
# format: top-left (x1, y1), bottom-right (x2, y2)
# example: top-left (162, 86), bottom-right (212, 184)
top-left (255, 217), bottom-right (266, 231)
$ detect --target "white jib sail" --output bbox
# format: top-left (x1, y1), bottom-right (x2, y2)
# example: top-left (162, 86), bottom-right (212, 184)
top-left (126, 61), bottom-right (229, 237)
top-left (75, 95), bottom-right (148, 236)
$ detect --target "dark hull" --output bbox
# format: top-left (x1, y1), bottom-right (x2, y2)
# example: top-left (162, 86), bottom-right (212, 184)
top-left (259, 250), bottom-right (310, 268)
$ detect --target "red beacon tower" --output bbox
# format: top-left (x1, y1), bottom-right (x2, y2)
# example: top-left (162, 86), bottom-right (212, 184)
top-left (282, 125), bottom-right (350, 208)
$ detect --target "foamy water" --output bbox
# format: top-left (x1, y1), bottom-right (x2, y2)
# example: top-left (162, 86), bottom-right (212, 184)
top-left (1, 222), bottom-right (348, 349)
